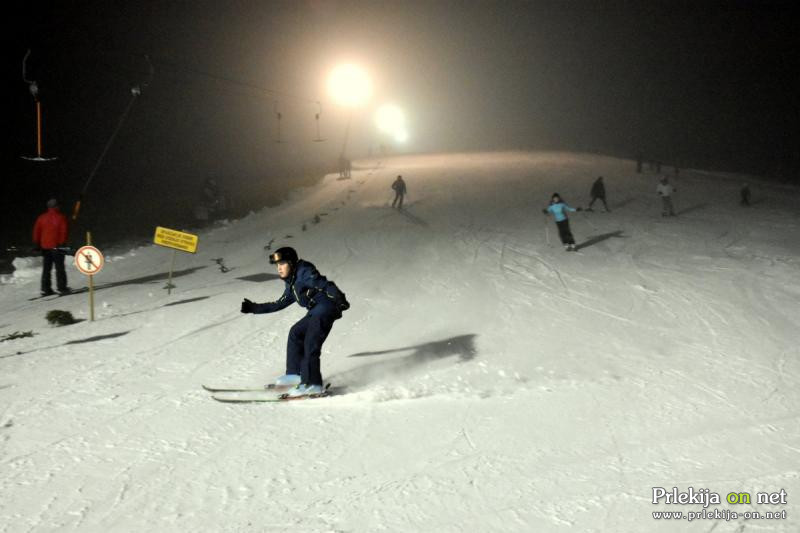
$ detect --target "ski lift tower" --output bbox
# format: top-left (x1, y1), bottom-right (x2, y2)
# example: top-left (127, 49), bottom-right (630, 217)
top-left (21, 50), bottom-right (57, 162)
top-left (327, 63), bottom-right (372, 162)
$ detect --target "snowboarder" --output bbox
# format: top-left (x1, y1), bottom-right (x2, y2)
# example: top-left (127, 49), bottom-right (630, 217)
top-left (32, 198), bottom-right (70, 296)
top-left (656, 177), bottom-right (677, 216)
top-left (740, 183), bottom-right (751, 206)
top-left (391, 175), bottom-right (407, 209)
top-left (239, 247), bottom-right (349, 397)
top-left (587, 176), bottom-right (610, 212)
top-left (543, 193), bottom-right (582, 251)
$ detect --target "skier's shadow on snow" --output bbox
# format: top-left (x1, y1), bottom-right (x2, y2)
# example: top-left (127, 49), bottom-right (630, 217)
top-left (0, 330), bottom-right (129, 359)
top-left (94, 266), bottom-right (209, 291)
top-left (331, 334), bottom-right (477, 388)
top-left (676, 203), bottom-right (709, 216)
top-left (396, 206), bottom-right (429, 228)
top-left (236, 273), bottom-right (281, 283)
top-left (612, 197), bottom-right (636, 209)
top-left (65, 331), bottom-right (130, 345)
top-left (163, 296), bottom-right (211, 307)
top-left (576, 230), bottom-right (626, 251)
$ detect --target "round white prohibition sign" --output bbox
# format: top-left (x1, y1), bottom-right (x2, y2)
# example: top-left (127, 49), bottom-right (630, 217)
top-left (74, 245), bottom-right (105, 275)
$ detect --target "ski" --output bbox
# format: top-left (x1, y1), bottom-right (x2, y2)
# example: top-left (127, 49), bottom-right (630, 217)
top-left (211, 384), bottom-right (332, 403)
top-left (28, 295), bottom-right (60, 302)
top-left (201, 382), bottom-right (291, 393)
top-left (28, 287), bottom-right (89, 302)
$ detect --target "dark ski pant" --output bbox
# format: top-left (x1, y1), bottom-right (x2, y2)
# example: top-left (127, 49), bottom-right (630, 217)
top-left (286, 312), bottom-right (338, 386)
top-left (41, 249), bottom-right (67, 293)
top-left (661, 196), bottom-right (676, 216)
top-left (392, 192), bottom-right (404, 209)
top-left (556, 219), bottom-right (575, 245)
top-left (588, 195), bottom-right (609, 211)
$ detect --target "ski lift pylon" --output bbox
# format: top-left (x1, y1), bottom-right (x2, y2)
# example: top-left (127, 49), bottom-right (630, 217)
top-left (21, 50), bottom-right (57, 162)
top-left (273, 101), bottom-right (284, 143)
top-left (313, 101), bottom-right (325, 142)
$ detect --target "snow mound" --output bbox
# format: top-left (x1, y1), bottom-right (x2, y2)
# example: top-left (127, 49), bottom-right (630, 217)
top-left (0, 256), bottom-right (41, 284)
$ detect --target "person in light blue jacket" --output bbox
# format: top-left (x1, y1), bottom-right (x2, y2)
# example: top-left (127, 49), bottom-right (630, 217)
top-left (543, 193), bottom-right (582, 251)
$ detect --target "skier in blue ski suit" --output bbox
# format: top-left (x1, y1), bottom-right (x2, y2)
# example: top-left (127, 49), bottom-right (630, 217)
top-left (240, 247), bottom-right (349, 396)
top-left (543, 193), bottom-right (582, 251)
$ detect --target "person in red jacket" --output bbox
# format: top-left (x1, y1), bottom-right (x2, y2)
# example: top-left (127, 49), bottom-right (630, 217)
top-left (32, 198), bottom-right (70, 296)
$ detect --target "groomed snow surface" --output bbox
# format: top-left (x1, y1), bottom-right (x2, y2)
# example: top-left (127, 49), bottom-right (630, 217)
top-left (1, 152), bottom-right (798, 532)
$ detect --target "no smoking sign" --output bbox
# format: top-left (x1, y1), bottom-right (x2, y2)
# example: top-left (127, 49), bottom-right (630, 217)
top-left (74, 245), bottom-right (104, 275)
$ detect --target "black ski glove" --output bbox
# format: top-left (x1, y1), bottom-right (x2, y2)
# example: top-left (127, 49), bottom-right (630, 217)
top-left (576, 207), bottom-right (583, 212)
top-left (337, 292), bottom-right (350, 311)
top-left (541, 209), bottom-right (548, 215)
top-left (240, 298), bottom-right (255, 313)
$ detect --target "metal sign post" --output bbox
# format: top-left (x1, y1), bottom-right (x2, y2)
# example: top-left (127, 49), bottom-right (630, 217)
top-left (74, 233), bottom-right (105, 321)
top-left (153, 226), bottom-right (199, 294)
top-left (166, 250), bottom-right (177, 295)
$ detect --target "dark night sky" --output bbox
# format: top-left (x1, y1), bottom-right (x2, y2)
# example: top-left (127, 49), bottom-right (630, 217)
top-left (6, 0), bottom-right (799, 249)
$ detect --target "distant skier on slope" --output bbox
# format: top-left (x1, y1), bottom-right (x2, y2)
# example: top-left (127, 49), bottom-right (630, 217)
top-left (391, 175), bottom-right (407, 209)
top-left (239, 247), bottom-right (349, 397)
top-left (740, 183), bottom-right (751, 207)
top-left (587, 176), bottom-right (610, 212)
top-left (543, 193), bottom-right (582, 251)
top-left (656, 176), bottom-right (677, 216)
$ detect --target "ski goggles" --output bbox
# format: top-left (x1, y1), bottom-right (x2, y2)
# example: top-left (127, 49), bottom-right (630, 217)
top-left (269, 252), bottom-right (289, 264)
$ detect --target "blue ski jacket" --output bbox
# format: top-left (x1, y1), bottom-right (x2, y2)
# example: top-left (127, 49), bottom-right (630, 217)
top-left (545, 202), bottom-right (577, 222)
top-left (251, 260), bottom-right (348, 318)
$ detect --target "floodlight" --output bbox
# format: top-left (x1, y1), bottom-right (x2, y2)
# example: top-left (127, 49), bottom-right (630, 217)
top-left (327, 64), bottom-right (372, 108)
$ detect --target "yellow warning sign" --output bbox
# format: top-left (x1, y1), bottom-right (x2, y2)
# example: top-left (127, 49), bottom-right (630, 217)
top-left (154, 226), bottom-right (198, 253)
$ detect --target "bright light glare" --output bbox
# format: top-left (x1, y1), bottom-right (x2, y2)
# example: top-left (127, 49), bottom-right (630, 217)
top-left (327, 64), bottom-right (372, 107)
top-left (375, 104), bottom-right (405, 134)
top-left (375, 103), bottom-right (410, 143)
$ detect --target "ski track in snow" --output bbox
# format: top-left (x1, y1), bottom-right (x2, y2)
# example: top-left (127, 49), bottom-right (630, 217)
top-left (1, 151), bottom-right (799, 532)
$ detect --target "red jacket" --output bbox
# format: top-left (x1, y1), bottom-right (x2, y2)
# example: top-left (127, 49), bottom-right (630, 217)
top-left (33, 208), bottom-right (69, 250)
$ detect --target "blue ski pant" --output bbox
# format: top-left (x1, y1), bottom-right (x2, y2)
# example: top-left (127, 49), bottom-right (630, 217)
top-left (286, 312), bottom-right (337, 386)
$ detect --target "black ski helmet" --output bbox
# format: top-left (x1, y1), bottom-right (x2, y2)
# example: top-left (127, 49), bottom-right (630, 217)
top-left (269, 246), bottom-right (298, 265)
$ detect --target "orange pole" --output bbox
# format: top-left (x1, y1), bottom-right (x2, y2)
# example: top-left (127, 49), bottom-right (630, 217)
top-left (36, 101), bottom-right (42, 158)
top-left (87, 232), bottom-right (95, 322)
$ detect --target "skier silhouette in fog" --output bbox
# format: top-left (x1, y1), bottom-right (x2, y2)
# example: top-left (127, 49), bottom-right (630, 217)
top-left (587, 176), bottom-right (610, 212)
top-left (656, 177), bottom-right (677, 216)
top-left (391, 175), bottom-right (407, 209)
top-left (740, 183), bottom-right (751, 206)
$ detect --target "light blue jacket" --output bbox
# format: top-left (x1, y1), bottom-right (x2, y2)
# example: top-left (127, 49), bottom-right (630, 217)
top-left (546, 202), bottom-right (576, 222)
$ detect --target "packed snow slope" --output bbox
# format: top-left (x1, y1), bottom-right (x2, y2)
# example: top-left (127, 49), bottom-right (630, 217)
top-left (1, 151), bottom-right (799, 532)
